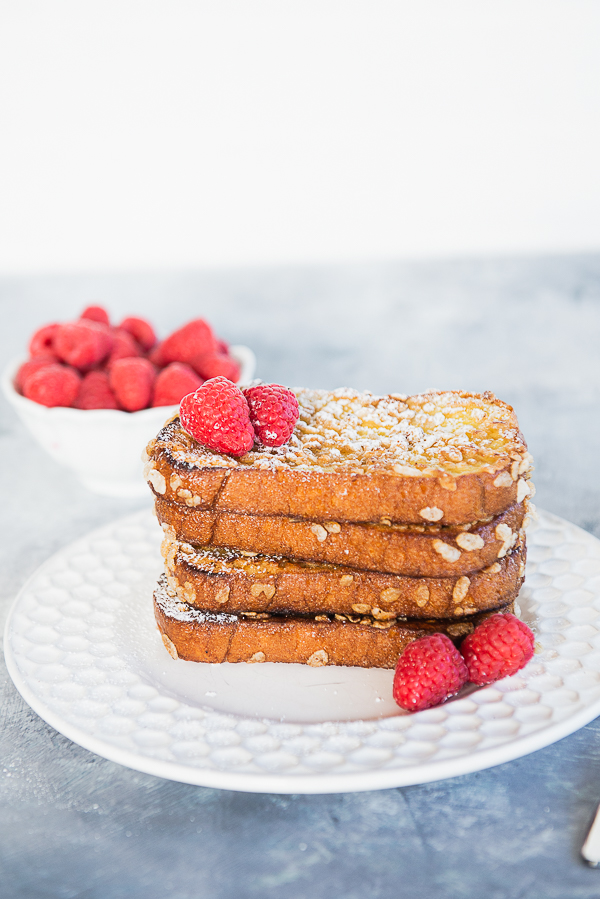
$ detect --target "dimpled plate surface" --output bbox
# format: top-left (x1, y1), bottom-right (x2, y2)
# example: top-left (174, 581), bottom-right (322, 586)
top-left (5, 508), bottom-right (600, 794)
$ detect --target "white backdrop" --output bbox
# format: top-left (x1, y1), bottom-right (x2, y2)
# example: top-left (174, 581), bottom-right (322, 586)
top-left (0, 0), bottom-right (599, 274)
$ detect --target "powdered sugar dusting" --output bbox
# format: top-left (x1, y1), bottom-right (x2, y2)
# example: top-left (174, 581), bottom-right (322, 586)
top-left (154, 574), bottom-right (238, 624)
top-left (158, 388), bottom-right (526, 478)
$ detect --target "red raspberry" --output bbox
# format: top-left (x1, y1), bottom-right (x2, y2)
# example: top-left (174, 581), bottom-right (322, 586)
top-left (109, 357), bottom-right (156, 411)
top-left (108, 328), bottom-right (143, 364)
top-left (29, 323), bottom-right (60, 357)
top-left (460, 613), bottom-right (535, 686)
top-left (152, 363), bottom-right (203, 407)
top-left (120, 316), bottom-right (157, 352)
top-left (243, 384), bottom-right (299, 447)
top-left (54, 321), bottom-right (113, 371)
top-left (22, 363), bottom-right (81, 408)
top-left (80, 305), bottom-right (110, 325)
top-left (194, 352), bottom-right (241, 383)
top-left (180, 377), bottom-right (254, 456)
top-left (147, 342), bottom-right (166, 368)
top-left (15, 353), bottom-right (58, 393)
top-left (160, 319), bottom-right (217, 366)
top-left (393, 633), bottom-right (468, 712)
top-left (216, 338), bottom-right (229, 355)
top-left (74, 371), bottom-right (119, 409)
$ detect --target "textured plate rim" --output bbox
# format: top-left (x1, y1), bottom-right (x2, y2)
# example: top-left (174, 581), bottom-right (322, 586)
top-left (5, 509), bottom-right (600, 794)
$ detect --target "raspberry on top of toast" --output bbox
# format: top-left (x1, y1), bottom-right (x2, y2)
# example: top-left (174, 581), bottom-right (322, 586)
top-left (159, 388), bottom-right (529, 479)
top-left (147, 388), bottom-right (534, 526)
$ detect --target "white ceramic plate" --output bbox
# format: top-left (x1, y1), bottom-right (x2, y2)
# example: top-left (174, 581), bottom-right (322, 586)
top-left (5, 508), bottom-right (600, 794)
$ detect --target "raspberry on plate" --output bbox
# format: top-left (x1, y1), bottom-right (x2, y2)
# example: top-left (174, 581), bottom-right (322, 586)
top-left (109, 357), bottom-right (156, 412)
top-left (54, 321), bottom-right (113, 371)
top-left (74, 370), bottom-right (119, 410)
top-left (22, 363), bottom-right (81, 408)
top-left (180, 377), bottom-right (255, 456)
top-left (152, 363), bottom-right (203, 407)
top-left (460, 613), bottom-right (535, 686)
top-left (393, 633), bottom-right (468, 712)
top-left (243, 384), bottom-right (299, 447)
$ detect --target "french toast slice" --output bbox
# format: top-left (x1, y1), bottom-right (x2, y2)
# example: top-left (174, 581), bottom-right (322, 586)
top-left (155, 497), bottom-right (526, 577)
top-left (161, 530), bottom-right (526, 619)
top-left (154, 575), bottom-right (516, 668)
top-left (145, 389), bottom-right (533, 525)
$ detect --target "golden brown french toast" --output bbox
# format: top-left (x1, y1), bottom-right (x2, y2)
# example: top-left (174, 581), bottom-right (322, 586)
top-left (145, 389), bottom-right (533, 526)
top-left (161, 529), bottom-right (525, 619)
top-left (155, 497), bottom-right (526, 577)
top-left (154, 575), bottom-right (516, 668)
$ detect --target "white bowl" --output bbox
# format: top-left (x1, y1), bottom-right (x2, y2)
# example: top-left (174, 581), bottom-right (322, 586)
top-left (1, 346), bottom-right (256, 497)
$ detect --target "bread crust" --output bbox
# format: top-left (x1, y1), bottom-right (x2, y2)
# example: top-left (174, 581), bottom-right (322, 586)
top-left (155, 497), bottom-right (526, 577)
top-left (162, 532), bottom-right (526, 619)
top-left (147, 389), bottom-right (532, 526)
top-left (154, 576), bottom-right (516, 669)
top-left (151, 449), bottom-right (521, 526)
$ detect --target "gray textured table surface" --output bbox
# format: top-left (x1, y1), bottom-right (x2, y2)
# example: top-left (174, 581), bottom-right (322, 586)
top-left (2, 254), bottom-right (600, 898)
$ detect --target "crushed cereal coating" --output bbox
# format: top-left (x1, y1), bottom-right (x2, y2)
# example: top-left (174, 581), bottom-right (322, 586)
top-left (159, 388), bottom-right (528, 478)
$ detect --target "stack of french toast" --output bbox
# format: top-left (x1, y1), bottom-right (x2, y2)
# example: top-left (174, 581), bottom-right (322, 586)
top-left (144, 388), bottom-right (533, 669)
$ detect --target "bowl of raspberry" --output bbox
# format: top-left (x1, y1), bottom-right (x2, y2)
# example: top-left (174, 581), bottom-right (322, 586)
top-left (2, 305), bottom-right (256, 496)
